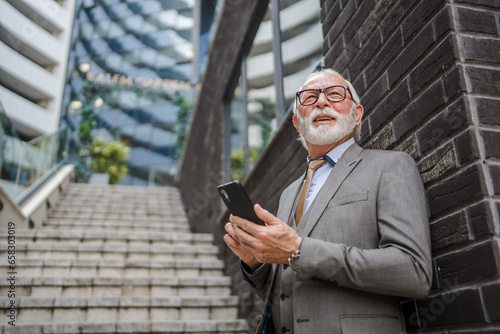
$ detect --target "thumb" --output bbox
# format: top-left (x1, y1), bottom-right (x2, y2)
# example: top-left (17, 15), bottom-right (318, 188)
top-left (254, 204), bottom-right (278, 225)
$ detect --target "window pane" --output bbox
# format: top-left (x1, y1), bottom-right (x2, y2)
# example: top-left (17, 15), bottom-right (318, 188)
top-left (108, 21), bottom-right (127, 38)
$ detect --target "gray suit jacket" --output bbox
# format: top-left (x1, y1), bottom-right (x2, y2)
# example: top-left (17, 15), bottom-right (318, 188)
top-left (244, 144), bottom-right (432, 333)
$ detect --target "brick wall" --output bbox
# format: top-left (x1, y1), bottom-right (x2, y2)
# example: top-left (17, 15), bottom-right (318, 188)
top-left (178, 0), bottom-right (500, 332)
top-left (320, 0), bottom-right (500, 331)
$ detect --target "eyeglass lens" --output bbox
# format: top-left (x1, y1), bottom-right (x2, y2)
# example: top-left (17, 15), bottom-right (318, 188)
top-left (298, 86), bottom-right (347, 105)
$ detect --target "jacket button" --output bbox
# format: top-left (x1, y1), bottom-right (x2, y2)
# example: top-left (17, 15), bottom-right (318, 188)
top-left (280, 293), bottom-right (288, 301)
top-left (281, 326), bottom-right (290, 333)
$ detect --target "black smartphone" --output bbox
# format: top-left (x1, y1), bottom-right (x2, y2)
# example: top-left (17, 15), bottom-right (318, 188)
top-left (217, 180), bottom-right (265, 225)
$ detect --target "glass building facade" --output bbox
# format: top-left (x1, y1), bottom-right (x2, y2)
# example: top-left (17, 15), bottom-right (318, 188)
top-left (61, 0), bottom-right (208, 186)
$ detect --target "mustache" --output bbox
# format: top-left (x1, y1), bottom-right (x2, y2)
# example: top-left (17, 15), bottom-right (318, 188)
top-left (299, 107), bottom-right (342, 122)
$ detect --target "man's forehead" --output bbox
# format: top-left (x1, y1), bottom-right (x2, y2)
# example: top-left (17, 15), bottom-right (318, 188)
top-left (303, 73), bottom-right (346, 89)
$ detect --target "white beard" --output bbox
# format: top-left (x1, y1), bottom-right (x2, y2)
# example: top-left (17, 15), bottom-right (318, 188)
top-left (297, 106), bottom-right (356, 147)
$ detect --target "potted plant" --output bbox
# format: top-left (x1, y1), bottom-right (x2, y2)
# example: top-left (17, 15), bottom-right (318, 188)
top-left (89, 137), bottom-right (129, 184)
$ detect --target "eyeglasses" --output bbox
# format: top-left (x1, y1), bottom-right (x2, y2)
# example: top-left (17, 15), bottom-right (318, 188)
top-left (296, 85), bottom-right (353, 106)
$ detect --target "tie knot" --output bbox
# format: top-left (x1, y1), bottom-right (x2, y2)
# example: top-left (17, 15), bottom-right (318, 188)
top-left (308, 159), bottom-right (326, 171)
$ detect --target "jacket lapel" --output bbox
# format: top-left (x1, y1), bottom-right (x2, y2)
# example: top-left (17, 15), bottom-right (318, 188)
top-left (278, 177), bottom-right (304, 227)
top-left (300, 143), bottom-right (363, 237)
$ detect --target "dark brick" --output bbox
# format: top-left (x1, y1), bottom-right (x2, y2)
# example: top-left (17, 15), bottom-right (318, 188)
top-left (455, 129), bottom-right (478, 165)
top-left (467, 66), bottom-right (500, 96)
top-left (402, 0), bottom-right (445, 42)
top-left (427, 163), bottom-right (483, 217)
top-left (436, 241), bottom-right (500, 284)
top-left (350, 28), bottom-right (382, 76)
top-left (320, 1), bottom-right (327, 23)
top-left (335, 35), bottom-right (360, 73)
top-left (322, 1), bottom-right (341, 39)
top-left (395, 134), bottom-right (419, 160)
top-left (364, 29), bottom-right (404, 87)
top-left (325, 0), bottom-right (356, 46)
top-left (343, 0), bottom-right (377, 44)
top-left (359, 117), bottom-right (370, 144)
top-left (388, 23), bottom-right (435, 87)
top-left (457, 7), bottom-right (498, 35)
top-left (363, 73), bottom-right (389, 114)
top-left (443, 67), bottom-right (464, 101)
top-left (476, 97), bottom-right (500, 126)
top-left (352, 0), bottom-right (389, 44)
top-left (379, 0), bottom-right (417, 40)
top-left (410, 289), bottom-right (486, 328)
top-left (434, 6), bottom-right (453, 40)
top-left (454, 0), bottom-right (500, 9)
top-left (364, 124), bottom-right (394, 150)
top-left (462, 36), bottom-right (500, 65)
top-left (418, 98), bottom-right (468, 155)
top-left (469, 201), bottom-right (495, 239)
top-left (409, 35), bottom-right (457, 95)
top-left (352, 72), bottom-right (366, 96)
top-left (482, 130), bottom-right (500, 160)
top-left (393, 79), bottom-right (445, 141)
top-left (418, 143), bottom-right (457, 185)
top-left (483, 283), bottom-right (500, 322)
top-left (369, 79), bottom-right (409, 131)
top-left (490, 164), bottom-right (500, 195)
top-left (325, 35), bottom-right (344, 68)
top-left (401, 299), bottom-right (421, 329)
top-left (429, 211), bottom-right (470, 253)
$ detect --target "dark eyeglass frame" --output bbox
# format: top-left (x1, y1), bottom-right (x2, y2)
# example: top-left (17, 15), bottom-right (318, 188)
top-left (296, 85), bottom-right (353, 106)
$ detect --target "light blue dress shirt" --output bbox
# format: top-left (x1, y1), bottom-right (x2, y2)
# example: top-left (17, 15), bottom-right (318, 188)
top-left (299, 138), bottom-right (355, 215)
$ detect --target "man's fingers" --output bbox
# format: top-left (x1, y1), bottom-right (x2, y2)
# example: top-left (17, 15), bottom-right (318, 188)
top-left (254, 204), bottom-right (278, 225)
top-left (223, 233), bottom-right (239, 248)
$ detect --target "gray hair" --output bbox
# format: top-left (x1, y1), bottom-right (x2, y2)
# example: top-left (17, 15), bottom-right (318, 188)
top-left (293, 68), bottom-right (362, 143)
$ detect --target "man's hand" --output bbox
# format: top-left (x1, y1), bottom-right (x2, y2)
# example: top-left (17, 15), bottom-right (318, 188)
top-left (224, 204), bottom-right (302, 272)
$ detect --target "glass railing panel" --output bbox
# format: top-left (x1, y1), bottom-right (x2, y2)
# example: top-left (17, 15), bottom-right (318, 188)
top-left (0, 125), bottom-right (71, 204)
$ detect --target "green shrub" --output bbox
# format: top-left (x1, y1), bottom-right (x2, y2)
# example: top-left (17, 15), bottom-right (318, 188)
top-left (89, 137), bottom-right (129, 184)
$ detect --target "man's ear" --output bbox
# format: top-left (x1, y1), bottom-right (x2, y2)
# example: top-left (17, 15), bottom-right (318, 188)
top-left (293, 114), bottom-right (301, 133)
top-left (355, 104), bottom-right (364, 126)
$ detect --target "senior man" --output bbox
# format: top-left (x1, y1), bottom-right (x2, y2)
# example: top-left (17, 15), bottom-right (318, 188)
top-left (224, 68), bottom-right (432, 333)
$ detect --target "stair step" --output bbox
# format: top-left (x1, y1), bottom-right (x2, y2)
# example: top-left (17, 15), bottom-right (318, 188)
top-left (0, 276), bottom-right (232, 297)
top-left (2, 182), bottom-right (247, 332)
top-left (1, 296), bottom-right (240, 324)
top-left (47, 212), bottom-right (188, 223)
top-left (0, 229), bottom-right (214, 244)
top-left (3, 320), bottom-right (248, 333)
top-left (43, 220), bottom-right (190, 232)
top-left (4, 242), bottom-right (219, 260)
top-left (7, 258), bottom-right (225, 277)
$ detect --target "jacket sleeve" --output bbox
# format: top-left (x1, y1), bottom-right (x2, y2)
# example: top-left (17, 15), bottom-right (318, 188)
top-left (294, 152), bottom-right (433, 299)
top-left (241, 262), bottom-right (273, 301)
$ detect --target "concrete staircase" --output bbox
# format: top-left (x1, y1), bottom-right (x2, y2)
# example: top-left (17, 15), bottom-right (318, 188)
top-left (0, 183), bottom-right (247, 334)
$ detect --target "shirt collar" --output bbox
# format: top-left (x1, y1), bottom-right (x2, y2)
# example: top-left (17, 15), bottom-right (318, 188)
top-left (307, 137), bottom-right (355, 166)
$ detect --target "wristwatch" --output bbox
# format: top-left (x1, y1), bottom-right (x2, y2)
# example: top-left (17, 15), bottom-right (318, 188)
top-left (288, 249), bottom-right (300, 271)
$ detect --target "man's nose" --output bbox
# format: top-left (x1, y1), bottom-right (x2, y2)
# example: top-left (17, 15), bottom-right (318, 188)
top-left (315, 91), bottom-right (330, 107)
